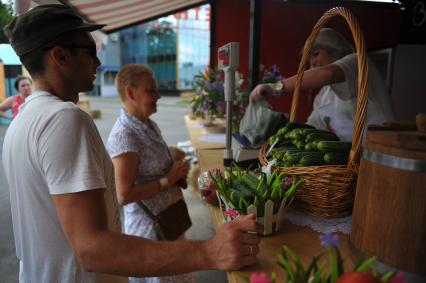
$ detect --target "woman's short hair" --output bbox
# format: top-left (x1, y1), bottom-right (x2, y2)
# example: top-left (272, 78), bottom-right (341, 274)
top-left (115, 64), bottom-right (154, 102)
top-left (311, 28), bottom-right (355, 61)
top-left (14, 75), bottom-right (33, 91)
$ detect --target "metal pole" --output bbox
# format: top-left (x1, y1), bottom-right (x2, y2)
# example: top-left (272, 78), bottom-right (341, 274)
top-left (224, 70), bottom-right (234, 167)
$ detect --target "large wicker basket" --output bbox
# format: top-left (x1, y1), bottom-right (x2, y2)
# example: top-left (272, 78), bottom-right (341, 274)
top-left (259, 7), bottom-right (369, 218)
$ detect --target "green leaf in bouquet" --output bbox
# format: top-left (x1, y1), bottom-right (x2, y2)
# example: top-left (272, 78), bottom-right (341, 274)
top-left (253, 196), bottom-right (259, 210)
top-left (311, 263), bottom-right (326, 283)
top-left (239, 196), bottom-right (249, 211)
top-left (305, 253), bottom-right (323, 279)
top-left (241, 173), bottom-right (259, 191)
top-left (355, 256), bottom-right (377, 272)
top-left (336, 247), bottom-right (344, 276)
top-left (327, 246), bottom-right (338, 283)
top-left (283, 246), bottom-right (306, 280)
top-left (277, 254), bottom-right (295, 282)
top-left (236, 272), bottom-right (250, 282)
top-left (380, 271), bottom-right (396, 282)
top-left (284, 179), bottom-right (303, 200)
top-left (229, 191), bottom-right (239, 208)
top-left (257, 173), bottom-right (268, 195)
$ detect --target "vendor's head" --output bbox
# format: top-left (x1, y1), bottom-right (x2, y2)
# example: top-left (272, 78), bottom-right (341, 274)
top-left (115, 64), bottom-right (160, 121)
top-left (14, 75), bottom-right (33, 97)
top-left (308, 28), bottom-right (354, 68)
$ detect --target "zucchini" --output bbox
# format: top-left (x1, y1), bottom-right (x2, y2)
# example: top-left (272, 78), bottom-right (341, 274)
top-left (299, 152), bottom-right (325, 166)
top-left (286, 122), bottom-right (315, 130)
top-left (277, 127), bottom-right (289, 135)
top-left (317, 141), bottom-right (352, 153)
top-left (304, 142), bottom-right (316, 151)
top-left (305, 132), bottom-right (339, 143)
top-left (276, 140), bottom-right (294, 147)
top-left (301, 128), bottom-right (333, 136)
top-left (283, 150), bottom-right (307, 160)
top-left (323, 152), bottom-right (349, 165)
top-left (285, 152), bottom-right (305, 164)
top-left (295, 141), bottom-right (306, 150)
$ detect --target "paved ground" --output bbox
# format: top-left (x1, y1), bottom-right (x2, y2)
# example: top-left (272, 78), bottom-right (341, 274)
top-left (0, 95), bottom-right (226, 282)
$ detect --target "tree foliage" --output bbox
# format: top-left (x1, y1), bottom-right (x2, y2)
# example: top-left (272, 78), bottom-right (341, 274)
top-left (0, 1), bottom-right (14, 43)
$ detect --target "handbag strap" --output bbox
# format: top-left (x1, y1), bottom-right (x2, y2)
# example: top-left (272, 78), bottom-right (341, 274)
top-left (137, 202), bottom-right (158, 222)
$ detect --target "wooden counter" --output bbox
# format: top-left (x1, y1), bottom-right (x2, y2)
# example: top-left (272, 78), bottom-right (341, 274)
top-left (184, 115), bottom-right (226, 151)
top-left (186, 116), bottom-right (356, 282)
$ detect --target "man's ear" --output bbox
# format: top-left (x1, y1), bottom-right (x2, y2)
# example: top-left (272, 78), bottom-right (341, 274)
top-left (50, 46), bottom-right (68, 67)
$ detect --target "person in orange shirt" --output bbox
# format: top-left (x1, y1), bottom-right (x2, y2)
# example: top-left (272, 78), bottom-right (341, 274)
top-left (0, 75), bottom-right (32, 120)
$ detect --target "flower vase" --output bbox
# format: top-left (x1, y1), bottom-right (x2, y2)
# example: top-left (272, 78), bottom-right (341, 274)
top-left (198, 113), bottom-right (215, 127)
top-left (218, 195), bottom-right (294, 236)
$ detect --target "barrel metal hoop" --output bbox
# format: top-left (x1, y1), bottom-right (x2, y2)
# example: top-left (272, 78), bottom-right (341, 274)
top-left (362, 148), bottom-right (426, 172)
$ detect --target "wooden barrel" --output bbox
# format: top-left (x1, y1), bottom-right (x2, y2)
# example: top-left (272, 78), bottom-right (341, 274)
top-left (350, 126), bottom-right (426, 274)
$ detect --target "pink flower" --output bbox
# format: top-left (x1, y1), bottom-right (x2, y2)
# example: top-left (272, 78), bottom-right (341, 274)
top-left (386, 272), bottom-right (408, 283)
top-left (250, 272), bottom-right (272, 283)
top-left (225, 209), bottom-right (240, 218)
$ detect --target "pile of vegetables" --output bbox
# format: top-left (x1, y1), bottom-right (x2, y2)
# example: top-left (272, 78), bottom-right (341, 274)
top-left (209, 166), bottom-right (302, 217)
top-left (267, 122), bottom-right (352, 167)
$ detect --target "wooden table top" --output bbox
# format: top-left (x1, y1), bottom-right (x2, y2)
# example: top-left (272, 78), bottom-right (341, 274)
top-left (185, 116), bottom-right (356, 282)
top-left (184, 115), bottom-right (226, 150)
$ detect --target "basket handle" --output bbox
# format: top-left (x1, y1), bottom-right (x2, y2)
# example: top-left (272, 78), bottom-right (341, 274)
top-left (289, 7), bottom-right (368, 170)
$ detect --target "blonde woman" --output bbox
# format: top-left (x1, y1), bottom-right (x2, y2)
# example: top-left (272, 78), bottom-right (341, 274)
top-left (107, 64), bottom-right (194, 283)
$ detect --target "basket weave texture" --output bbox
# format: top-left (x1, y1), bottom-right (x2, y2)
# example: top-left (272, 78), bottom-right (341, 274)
top-left (259, 7), bottom-right (369, 218)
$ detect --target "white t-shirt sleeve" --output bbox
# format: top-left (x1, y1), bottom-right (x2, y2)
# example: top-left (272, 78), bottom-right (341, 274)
top-left (331, 53), bottom-right (358, 100)
top-left (38, 108), bottom-right (108, 195)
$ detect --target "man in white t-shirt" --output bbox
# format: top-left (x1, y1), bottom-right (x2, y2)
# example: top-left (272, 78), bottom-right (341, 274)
top-left (250, 28), bottom-right (395, 141)
top-left (2, 5), bottom-right (262, 283)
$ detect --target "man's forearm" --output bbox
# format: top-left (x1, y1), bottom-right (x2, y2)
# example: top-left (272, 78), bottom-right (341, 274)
top-left (78, 230), bottom-right (212, 277)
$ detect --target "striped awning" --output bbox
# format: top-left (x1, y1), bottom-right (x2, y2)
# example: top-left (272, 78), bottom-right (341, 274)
top-left (32, 0), bottom-right (208, 33)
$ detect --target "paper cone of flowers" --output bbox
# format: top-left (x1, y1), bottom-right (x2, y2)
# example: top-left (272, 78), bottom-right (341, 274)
top-left (209, 167), bottom-right (302, 236)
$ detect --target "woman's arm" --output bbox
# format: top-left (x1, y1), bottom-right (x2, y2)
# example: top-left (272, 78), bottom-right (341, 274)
top-left (283, 63), bottom-right (345, 93)
top-left (0, 97), bottom-right (14, 119)
top-left (112, 152), bottom-right (189, 205)
top-left (250, 64), bottom-right (345, 102)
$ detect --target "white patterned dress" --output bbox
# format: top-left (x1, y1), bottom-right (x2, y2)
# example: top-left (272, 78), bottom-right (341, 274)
top-left (107, 109), bottom-right (194, 283)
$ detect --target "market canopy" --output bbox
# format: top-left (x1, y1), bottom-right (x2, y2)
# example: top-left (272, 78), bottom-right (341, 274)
top-left (27, 0), bottom-right (208, 33)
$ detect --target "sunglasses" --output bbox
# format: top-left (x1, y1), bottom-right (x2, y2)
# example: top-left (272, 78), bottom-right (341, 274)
top-left (43, 44), bottom-right (97, 58)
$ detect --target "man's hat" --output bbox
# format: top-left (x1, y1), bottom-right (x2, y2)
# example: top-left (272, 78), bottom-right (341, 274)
top-left (4, 4), bottom-right (105, 57)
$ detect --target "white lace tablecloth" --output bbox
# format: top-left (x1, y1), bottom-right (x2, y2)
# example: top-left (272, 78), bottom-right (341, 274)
top-left (283, 207), bottom-right (352, 234)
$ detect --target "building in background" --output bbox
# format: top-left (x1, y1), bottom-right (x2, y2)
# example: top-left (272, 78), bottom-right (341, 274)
top-left (94, 4), bottom-right (210, 96)
top-left (92, 32), bottom-right (121, 96)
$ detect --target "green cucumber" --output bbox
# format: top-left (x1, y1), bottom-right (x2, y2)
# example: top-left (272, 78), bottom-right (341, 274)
top-left (304, 142), bottom-right (315, 151)
top-left (276, 140), bottom-right (294, 147)
top-left (323, 152), bottom-right (349, 165)
top-left (285, 122), bottom-right (315, 130)
top-left (295, 141), bottom-right (306, 150)
top-left (317, 141), bottom-right (352, 153)
top-left (305, 132), bottom-right (339, 143)
top-left (299, 152), bottom-right (325, 166)
top-left (286, 152), bottom-right (306, 164)
top-left (301, 128), bottom-right (333, 136)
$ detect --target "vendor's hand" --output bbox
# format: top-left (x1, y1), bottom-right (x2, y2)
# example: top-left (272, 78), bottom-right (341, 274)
top-left (205, 214), bottom-right (263, 271)
top-left (250, 83), bottom-right (275, 103)
top-left (166, 159), bottom-right (189, 185)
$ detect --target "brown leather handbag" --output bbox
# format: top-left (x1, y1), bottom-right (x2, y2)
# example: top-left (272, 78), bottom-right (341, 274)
top-left (138, 199), bottom-right (192, 241)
